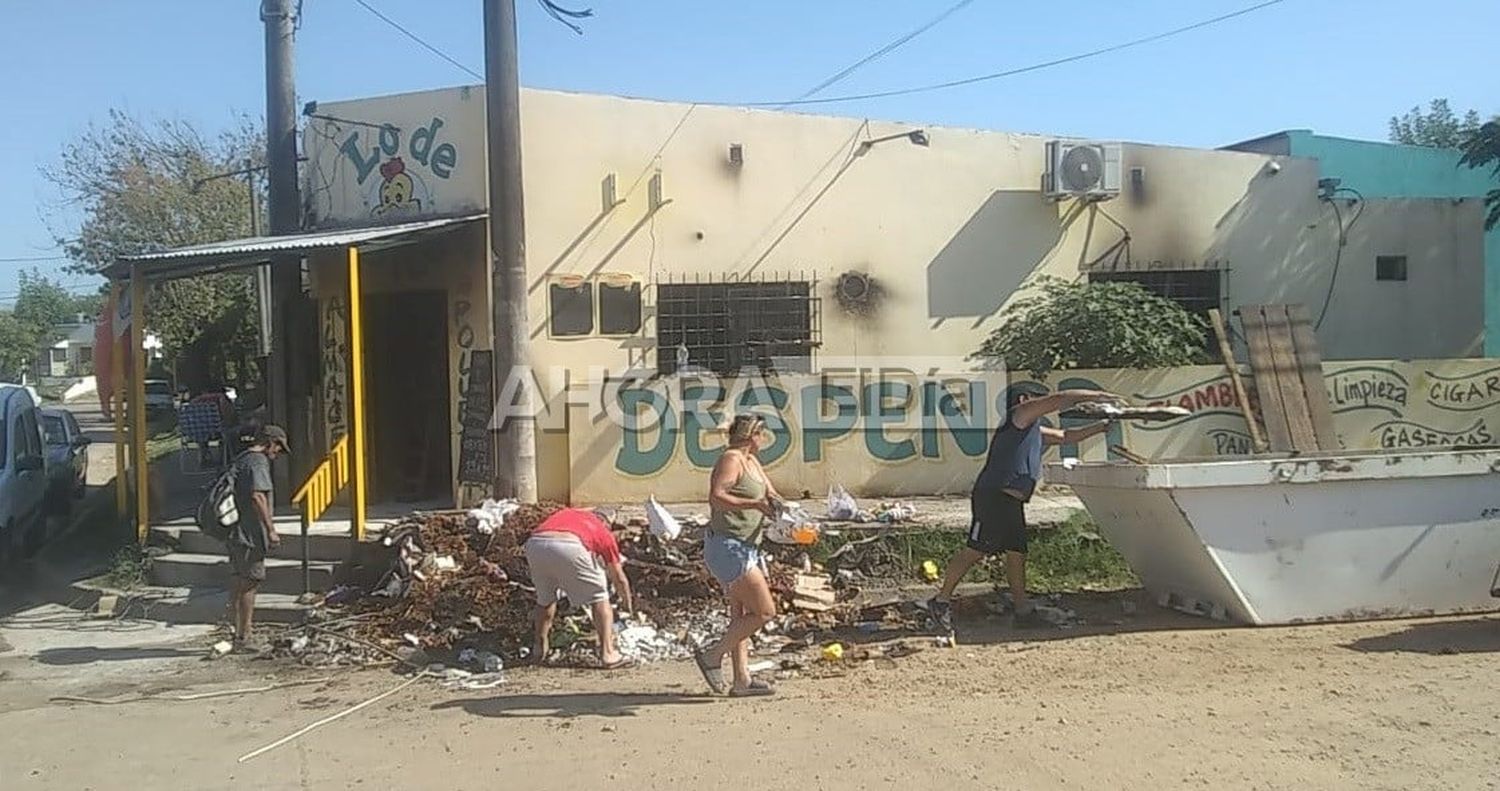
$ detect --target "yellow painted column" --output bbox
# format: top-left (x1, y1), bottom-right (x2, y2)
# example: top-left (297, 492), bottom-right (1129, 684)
top-left (110, 282), bottom-right (127, 522)
top-left (347, 247), bottom-right (367, 541)
top-left (130, 267), bottom-right (149, 544)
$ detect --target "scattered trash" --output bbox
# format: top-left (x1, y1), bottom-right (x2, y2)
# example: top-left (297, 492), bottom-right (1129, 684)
top-left (921, 560), bottom-right (941, 582)
top-left (209, 640), bottom-right (233, 658)
top-left (821, 643), bottom-right (845, 661)
top-left (766, 502), bottom-right (820, 545)
top-left (431, 555), bottom-right (459, 573)
top-left (875, 501), bottom-right (917, 523)
top-left (826, 484), bottom-right (858, 521)
top-left (746, 659), bottom-right (777, 674)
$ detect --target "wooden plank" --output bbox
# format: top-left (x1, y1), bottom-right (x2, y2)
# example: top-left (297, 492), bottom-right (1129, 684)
top-left (1262, 305), bottom-right (1320, 452)
top-left (1286, 304), bottom-right (1339, 450)
top-left (1237, 306), bottom-right (1294, 452)
top-left (1208, 308), bottom-right (1268, 453)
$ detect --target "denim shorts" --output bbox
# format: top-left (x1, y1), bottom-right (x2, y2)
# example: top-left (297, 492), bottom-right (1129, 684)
top-left (703, 532), bottom-right (765, 587)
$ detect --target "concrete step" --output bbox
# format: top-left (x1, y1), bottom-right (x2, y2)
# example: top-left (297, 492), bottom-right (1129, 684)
top-left (68, 580), bottom-right (314, 625)
top-left (151, 523), bottom-right (354, 562)
top-left (148, 552), bottom-right (339, 596)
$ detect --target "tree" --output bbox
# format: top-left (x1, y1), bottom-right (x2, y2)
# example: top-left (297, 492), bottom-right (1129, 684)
top-left (0, 313), bottom-right (34, 381)
top-left (1388, 99), bottom-right (1482, 148)
top-left (973, 277), bottom-right (1208, 379)
top-left (12, 269), bottom-right (77, 345)
top-left (1459, 120), bottom-right (1500, 230)
top-left (41, 110), bottom-right (265, 387)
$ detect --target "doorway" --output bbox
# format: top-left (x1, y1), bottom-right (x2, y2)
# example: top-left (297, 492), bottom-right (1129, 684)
top-left (363, 290), bottom-right (452, 504)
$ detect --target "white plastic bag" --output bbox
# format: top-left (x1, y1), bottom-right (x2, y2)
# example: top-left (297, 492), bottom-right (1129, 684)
top-left (645, 496), bottom-right (682, 540)
top-left (826, 484), bottom-right (857, 521)
top-left (467, 498), bottom-right (521, 535)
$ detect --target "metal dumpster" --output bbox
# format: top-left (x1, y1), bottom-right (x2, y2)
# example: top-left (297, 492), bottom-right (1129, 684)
top-left (1047, 449), bottom-right (1500, 625)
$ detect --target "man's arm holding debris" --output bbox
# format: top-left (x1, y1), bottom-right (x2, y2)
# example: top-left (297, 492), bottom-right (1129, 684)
top-left (1040, 421), bottom-right (1113, 446)
top-left (606, 559), bottom-right (634, 616)
top-left (1011, 389), bottom-right (1123, 429)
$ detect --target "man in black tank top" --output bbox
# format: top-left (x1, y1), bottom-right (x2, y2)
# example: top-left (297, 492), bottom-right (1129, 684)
top-left (927, 387), bottom-right (1119, 630)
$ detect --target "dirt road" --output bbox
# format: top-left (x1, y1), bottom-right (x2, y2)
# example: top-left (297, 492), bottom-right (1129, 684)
top-left (2, 598), bottom-right (1497, 791)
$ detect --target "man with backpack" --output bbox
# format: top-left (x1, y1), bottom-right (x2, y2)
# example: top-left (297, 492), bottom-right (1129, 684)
top-left (224, 425), bottom-right (288, 653)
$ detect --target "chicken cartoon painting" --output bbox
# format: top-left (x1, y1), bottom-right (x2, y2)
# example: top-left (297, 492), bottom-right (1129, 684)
top-left (373, 156), bottom-right (422, 217)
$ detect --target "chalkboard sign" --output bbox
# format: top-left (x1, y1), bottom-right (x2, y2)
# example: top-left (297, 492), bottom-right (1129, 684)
top-left (457, 350), bottom-right (494, 484)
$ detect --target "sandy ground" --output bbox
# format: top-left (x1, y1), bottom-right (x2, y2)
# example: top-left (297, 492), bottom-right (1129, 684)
top-left (2, 593), bottom-right (1497, 791)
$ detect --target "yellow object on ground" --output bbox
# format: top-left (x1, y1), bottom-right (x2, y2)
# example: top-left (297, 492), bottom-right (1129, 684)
top-left (821, 643), bottom-right (845, 661)
top-left (922, 560), bottom-right (941, 582)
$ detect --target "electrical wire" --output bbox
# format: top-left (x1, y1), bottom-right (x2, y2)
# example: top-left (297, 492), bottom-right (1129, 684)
top-left (349, 0), bottom-right (483, 81)
top-left (783, 0), bottom-right (980, 106)
top-left (0, 256), bottom-right (68, 263)
top-left (1312, 187), bottom-right (1365, 331)
top-left (742, 0), bottom-right (1289, 107)
top-left (537, 0), bottom-right (593, 35)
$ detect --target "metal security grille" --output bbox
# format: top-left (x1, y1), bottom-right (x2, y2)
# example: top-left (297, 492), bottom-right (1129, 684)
top-left (656, 275), bottom-right (821, 375)
top-left (1089, 270), bottom-right (1222, 317)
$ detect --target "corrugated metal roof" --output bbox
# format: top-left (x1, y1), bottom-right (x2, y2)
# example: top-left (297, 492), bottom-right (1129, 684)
top-left (107, 213), bottom-right (484, 279)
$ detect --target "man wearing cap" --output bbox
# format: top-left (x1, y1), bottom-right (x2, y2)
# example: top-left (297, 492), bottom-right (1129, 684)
top-left (524, 507), bottom-right (635, 669)
top-left (226, 425), bottom-right (288, 653)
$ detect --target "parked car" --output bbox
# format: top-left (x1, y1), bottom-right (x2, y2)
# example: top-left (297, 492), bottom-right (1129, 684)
top-left (143, 379), bottom-right (175, 417)
top-left (40, 407), bottom-right (89, 509)
top-left (0, 383), bottom-right (42, 407)
top-left (0, 386), bottom-right (51, 564)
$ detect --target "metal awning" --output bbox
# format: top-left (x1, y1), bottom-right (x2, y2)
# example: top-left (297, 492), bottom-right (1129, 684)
top-left (104, 213), bottom-right (485, 281)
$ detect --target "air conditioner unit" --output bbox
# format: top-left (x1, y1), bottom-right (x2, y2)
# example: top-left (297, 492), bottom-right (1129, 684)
top-left (1043, 140), bottom-right (1123, 201)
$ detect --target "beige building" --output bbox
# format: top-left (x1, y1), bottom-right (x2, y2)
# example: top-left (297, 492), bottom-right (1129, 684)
top-left (298, 86), bottom-right (1488, 504)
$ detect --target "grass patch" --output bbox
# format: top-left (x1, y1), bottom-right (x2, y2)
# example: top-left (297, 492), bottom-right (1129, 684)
top-left (812, 510), bottom-right (1138, 594)
top-left (1026, 511), bottom-right (1139, 593)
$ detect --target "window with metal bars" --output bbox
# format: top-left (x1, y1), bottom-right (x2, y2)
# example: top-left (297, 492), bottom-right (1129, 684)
top-left (1088, 270), bottom-right (1222, 318)
top-left (656, 280), bottom-right (820, 375)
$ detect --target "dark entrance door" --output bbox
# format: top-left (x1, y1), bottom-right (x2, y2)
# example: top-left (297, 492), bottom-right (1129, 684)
top-left (363, 290), bottom-right (452, 503)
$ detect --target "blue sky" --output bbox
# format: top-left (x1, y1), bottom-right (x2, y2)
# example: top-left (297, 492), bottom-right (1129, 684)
top-left (1, 0), bottom-right (1495, 298)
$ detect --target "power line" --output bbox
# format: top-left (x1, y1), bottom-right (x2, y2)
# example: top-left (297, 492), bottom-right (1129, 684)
top-left (786, 0), bottom-right (979, 106)
top-left (0, 255), bottom-right (68, 263)
top-left (349, 0), bottom-right (483, 81)
top-left (746, 0), bottom-right (1289, 107)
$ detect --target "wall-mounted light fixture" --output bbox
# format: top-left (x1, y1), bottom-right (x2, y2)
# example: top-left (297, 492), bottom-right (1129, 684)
top-left (856, 129), bottom-right (930, 157)
top-left (728, 143), bottom-right (744, 167)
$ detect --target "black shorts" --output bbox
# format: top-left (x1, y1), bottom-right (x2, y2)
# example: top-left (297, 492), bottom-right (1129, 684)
top-left (968, 490), bottom-right (1027, 554)
top-left (228, 544), bottom-right (267, 583)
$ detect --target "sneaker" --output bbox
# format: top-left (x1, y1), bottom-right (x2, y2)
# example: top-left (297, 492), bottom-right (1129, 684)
top-left (925, 598), bottom-right (954, 631)
top-left (1011, 607), bottom-right (1050, 630)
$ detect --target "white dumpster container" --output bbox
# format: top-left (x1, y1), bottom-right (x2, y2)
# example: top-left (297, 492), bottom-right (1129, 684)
top-left (1047, 450), bottom-right (1500, 625)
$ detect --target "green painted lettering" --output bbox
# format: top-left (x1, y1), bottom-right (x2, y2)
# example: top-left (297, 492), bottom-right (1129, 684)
top-left (614, 387), bottom-right (676, 476)
top-left (801, 383), bottom-right (857, 463)
top-left (864, 381), bottom-right (916, 461)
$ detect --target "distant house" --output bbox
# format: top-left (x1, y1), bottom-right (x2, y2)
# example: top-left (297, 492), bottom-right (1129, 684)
top-left (35, 317), bottom-right (95, 380)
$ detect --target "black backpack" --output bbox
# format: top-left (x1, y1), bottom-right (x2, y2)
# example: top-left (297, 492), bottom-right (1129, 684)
top-left (195, 453), bottom-right (250, 543)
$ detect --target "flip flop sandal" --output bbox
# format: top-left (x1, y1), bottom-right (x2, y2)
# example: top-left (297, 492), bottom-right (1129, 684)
top-left (729, 680), bottom-right (775, 698)
top-left (600, 657), bottom-right (637, 671)
top-left (694, 650), bottom-right (728, 694)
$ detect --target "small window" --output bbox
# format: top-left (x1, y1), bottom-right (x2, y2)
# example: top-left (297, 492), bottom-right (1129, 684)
top-left (548, 279), bottom-right (594, 337)
top-left (50, 348), bottom-right (66, 364)
top-left (41, 414), bottom-right (66, 445)
top-left (1376, 255), bottom-right (1407, 281)
top-left (598, 278), bottom-right (643, 335)
top-left (79, 346), bottom-right (93, 364)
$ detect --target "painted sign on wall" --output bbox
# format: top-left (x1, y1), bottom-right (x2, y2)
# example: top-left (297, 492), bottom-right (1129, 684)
top-left (303, 89), bottom-right (486, 228)
top-left (563, 358), bottom-right (1500, 502)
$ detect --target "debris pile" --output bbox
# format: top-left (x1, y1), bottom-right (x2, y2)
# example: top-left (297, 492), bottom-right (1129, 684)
top-left (272, 498), bottom-right (968, 673)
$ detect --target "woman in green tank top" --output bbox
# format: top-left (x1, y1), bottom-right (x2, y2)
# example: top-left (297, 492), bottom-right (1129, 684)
top-left (694, 413), bottom-right (781, 697)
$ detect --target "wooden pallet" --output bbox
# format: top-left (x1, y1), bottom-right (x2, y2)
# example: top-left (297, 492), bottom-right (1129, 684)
top-left (1235, 304), bottom-right (1338, 453)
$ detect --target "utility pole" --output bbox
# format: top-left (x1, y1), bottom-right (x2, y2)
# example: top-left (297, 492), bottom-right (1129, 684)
top-left (263, 0), bottom-right (309, 484)
top-left (483, 0), bottom-right (537, 501)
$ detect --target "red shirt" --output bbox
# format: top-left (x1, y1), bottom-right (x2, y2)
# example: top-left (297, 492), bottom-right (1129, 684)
top-left (533, 508), bottom-right (621, 565)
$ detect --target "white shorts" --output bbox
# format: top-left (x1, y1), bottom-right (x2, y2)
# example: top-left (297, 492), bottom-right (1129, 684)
top-left (524, 534), bottom-right (609, 608)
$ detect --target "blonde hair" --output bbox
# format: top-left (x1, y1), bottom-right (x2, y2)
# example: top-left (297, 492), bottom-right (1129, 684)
top-left (725, 413), bottom-right (765, 446)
